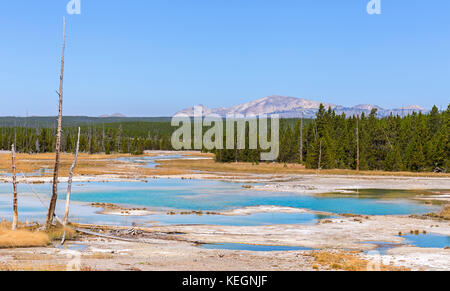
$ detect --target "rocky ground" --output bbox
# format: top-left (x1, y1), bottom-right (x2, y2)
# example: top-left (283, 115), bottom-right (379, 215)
top-left (1, 212), bottom-right (448, 271)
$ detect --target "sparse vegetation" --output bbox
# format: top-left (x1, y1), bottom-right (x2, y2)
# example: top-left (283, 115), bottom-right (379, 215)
top-left (157, 158), bottom-right (450, 177)
top-left (414, 205), bottom-right (450, 221)
top-left (46, 226), bottom-right (77, 241)
top-left (311, 251), bottom-right (409, 271)
top-left (0, 222), bottom-right (50, 248)
top-left (441, 205), bottom-right (450, 220)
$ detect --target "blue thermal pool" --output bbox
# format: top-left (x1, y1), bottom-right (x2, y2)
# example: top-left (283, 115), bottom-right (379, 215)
top-left (0, 179), bottom-right (442, 227)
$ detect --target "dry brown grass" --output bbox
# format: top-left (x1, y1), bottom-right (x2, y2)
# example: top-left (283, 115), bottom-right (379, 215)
top-left (311, 251), bottom-right (410, 271)
top-left (46, 226), bottom-right (77, 241)
top-left (82, 252), bottom-right (114, 260)
top-left (1, 152), bottom-right (447, 178)
top-left (0, 152), bottom-right (140, 177)
top-left (11, 253), bottom-right (55, 261)
top-left (440, 205), bottom-right (450, 220)
top-left (0, 262), bottom-right (67, 271)
top-left (157, 159), bottom-right (450, 177)
top-left (0, 222), bottom-right (50, 248)
top-left (0, 262), bottom-right (95, 271)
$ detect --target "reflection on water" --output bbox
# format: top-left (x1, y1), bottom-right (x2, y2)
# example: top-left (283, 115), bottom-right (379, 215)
top-left (155, 212), bottom-right (328, 226)
top-left (363, 233), bottom-right (450, 254)
top-left (402, 233), bottom-right (450, 249)
top-left (55, 243), bottom-right (88, 252)
top-left (363, 241), bottom-right (402, 255)
top-left (0, 179), bottom-right (443, 227)
top-left (319, 189), bottom-right (440, 200)
top-left (0, 168), bottom-right (52, 177)
top-left (0, 193), bottom-right (328, 227)
top-left (116, 155), bottom-right (183, 169)
top-left (116, 154), bottom-right (211, 169)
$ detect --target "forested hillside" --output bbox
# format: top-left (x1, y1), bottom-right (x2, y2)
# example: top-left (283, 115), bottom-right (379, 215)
top-left (215, 104), bottom-right (449, 173)
top-left (0, 104), bottom-right (448, 172)
top-left (0, 122), bottom-right (174, 155)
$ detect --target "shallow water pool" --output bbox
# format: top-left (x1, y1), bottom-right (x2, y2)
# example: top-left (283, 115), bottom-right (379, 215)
top-left (0, 179), bottom-right (442, 226)
top-left (402, 233), bottom-right (450, 249)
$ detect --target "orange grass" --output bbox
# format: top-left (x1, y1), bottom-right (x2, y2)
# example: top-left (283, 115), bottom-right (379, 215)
top-left (1, 152), bottom-right (447, 178)
top-left (441, 205), bottom-right (450, 220)
top-left (0, 222), bottom-right (50, 248)
top-left (311, 251), bottom-right (409, 271)
top-left (46, 226), bottom-right (77, 241)
top-left (157, 159), bottom-right (450, 177)
top-left (0, 262), bottom-right (95, 271)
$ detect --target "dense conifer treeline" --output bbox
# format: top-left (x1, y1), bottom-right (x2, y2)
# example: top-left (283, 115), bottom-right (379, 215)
top-left (215, 104), bottom-right (449, 173)
top-left (1, 104), bottom-right (448, 172)
top-left (0, 122), bottom-right (174, 155)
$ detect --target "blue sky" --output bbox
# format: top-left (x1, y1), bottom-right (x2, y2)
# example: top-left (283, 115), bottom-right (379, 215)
top-left (0, 0), bottom-right (449, 116)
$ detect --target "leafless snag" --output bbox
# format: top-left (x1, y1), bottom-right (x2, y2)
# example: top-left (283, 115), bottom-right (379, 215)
top-left (299, 113), bottom-right (303, 163)
top-left (356, 115), bottom-right (360, 172)
top-left (46, 17), bottom-right (66, 230)
top-left (11, 144), bottom-right (18, 230)
top-left (61, 127), bottom-right (80, 244)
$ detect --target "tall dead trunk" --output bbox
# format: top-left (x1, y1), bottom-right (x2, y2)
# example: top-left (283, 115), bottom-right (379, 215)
top-left (11, 144), bottom-right (18, 230)
top-left (318, 139), bottom-right (322, 170)
top-left (117, 124), bottom-right (122, 152)
top-left (46, 17), bottom-right (66, 230)
top-left (35, 127), bottom-right (40, 153)
top-left (102, 125), bottom-right (106, 153)
top-left (299, 114), bottom-right (303, 163)
top-left (63, 127), bottom-right (80, 226)
top-left (356, 115), bottom-right (360, 172)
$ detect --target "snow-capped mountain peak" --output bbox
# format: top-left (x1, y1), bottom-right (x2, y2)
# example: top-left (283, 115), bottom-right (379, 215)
top-left (174, 96), bottom-right (427, 118)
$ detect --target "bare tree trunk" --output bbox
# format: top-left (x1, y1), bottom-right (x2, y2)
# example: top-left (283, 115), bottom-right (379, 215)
top-left (117, 124), bottom-right (122, 153)
top-left (35, 127), bottom-right (40, 153)
top-left (318, 139), bottom-right (322, 170)
top-left (46, 17), bottom-right (66, 230)
top-left (299, 114), bottom-right (303, 163)
top-left (63, 127), bottom-right (80, 226)
top-left (11, 144), bottom-right (18, 230)
top-left (102, 125), bottom-right (106, 153)
top-left (356, 115), bottom-right (360, 172)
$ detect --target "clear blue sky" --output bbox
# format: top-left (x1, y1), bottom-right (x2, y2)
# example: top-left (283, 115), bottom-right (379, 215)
top-left (0, 0), bottom-right (449, 116)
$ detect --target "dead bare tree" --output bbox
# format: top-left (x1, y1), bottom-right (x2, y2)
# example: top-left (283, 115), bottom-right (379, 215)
top-left (61, 127), bottom-right (80, 245)
top-left (299, 113), bottom-right (303, 163)
top-left (117, 124), bottom-right (122, 152)
top-left (11, 144), bottom-right (18, 230)
top-left (46, 17), bottom-right (66, 230)
top-left (318, 139), bottom-right (322, 170)
top-left (63, 127), bottom-right (80, 226)
top-left (356, 115), bottom-right (360, 172)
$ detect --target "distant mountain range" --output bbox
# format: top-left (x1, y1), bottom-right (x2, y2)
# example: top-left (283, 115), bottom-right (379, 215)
top-left (174, 95), bottom-right (428, 118)
top-left (99, 113), bottom-right (127, 118)
top-left (0, 116), bottom-right (171, 128)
